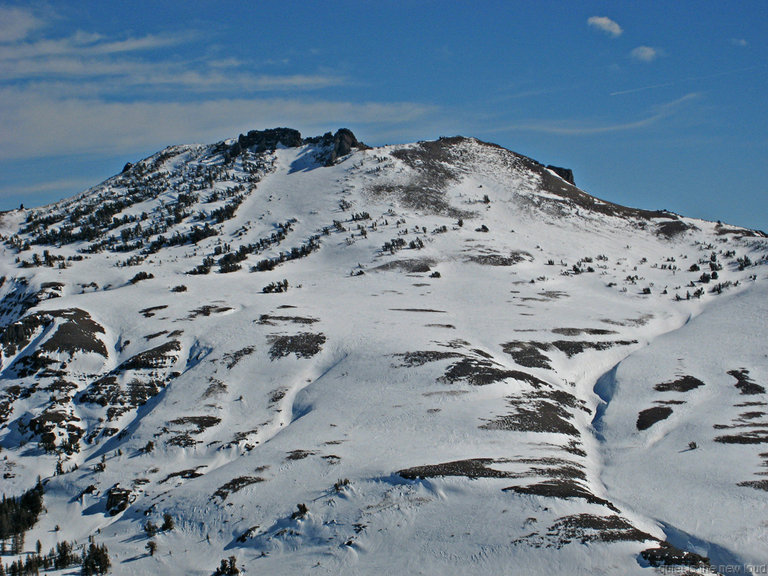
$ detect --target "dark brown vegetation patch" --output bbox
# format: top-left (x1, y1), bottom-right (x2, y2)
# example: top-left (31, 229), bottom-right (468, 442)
top-left (202, 379), bottom-right (226, 398)
top-left (222, 346), bottom-right (256, 369)
top-left (501, 341), bottom-right (552, 369)
top-left (286, 450), bottom-right (315, 461)
top-left (737, 480), bottom-right (768, 491)
top-left (714, 433), bottom-right (768, 444)
top-left (501, 339), bottom-right (636, 366)
top-left (728, 369), bottom-right (766, 395)
top-left (268, 333), bottom-right (326, 360)
top-left (399, 458), bottom-right (509, 480)
top-left (481, 390), bottom-right (582, 436)
top-left (637, 406), bottom-right (673, 431)
top-left (550, 340), bottom-right (636, 358)
top-left (551, 328), bottom-right (617, 336)
top-left (640, 541), bottom-right (710, 568)
top-left (546, 514), bottom-right (651, 544)
top-left (372, 259), bottom-right (435, 273)
top-left (389, 308), bottom-right (447, 313)
top-left (442, 358), bottom-right (548, 387)
top-left (465, 251), bottom-right (532, 266)
top-left (655, 219), bottom-right (696, 238)
top-left (269, 388), bottom-right (287, 404)
top-left (397, 348), bottom-right (550, 388)
top-left (78, 376), bottom-right (166, 421)
top-left (256, 314), bottom-right (319, 326)
top-left (118, 340), bottom-right (181, 371)
top-left (394, 350), bottom-right (464, 367)
top-left (654, 375), bottom-right (705, 393)
top-left (167, 433), bottom-right (198, 447)
top-left (187, 305), bottom-right (233, 319)
top-left (1, 314), bottom-right (51, 356)
top-left (161, 468), bottom-right (206, 484)
top-left (395, 350), bottom-right (464, 367)
top-left (213, 476), bottom-right (265, 501)
top-left (1, 308), bottom-right (107, 362)
top-left (504, 481), bottom-right (618, 512)
top-left (39, 309), bottom-right (107, 357)
top-left (371, 139), bottom-right (475, 218)
top-left (139, 305), bottom-right (168, 318)
top-left (168, 415), bottom-right (221, 434)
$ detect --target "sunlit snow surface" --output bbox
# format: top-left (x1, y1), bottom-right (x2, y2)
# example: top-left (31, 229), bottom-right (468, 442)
top-left (0, 135), bottom-right (765, 574)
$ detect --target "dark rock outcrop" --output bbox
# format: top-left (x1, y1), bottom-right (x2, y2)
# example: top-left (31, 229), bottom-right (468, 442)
top-left (546, 165), bottom-right (575, 185)
top-left (226, 127), bottom-right (366, 165)
top-left (305, 128), bottom-right (369, 165)
top-left (229, 128), bottom-right (303, 158)
top-left (326, 128), bottom-right (367, 165)
top-left (105, 484), bottom-right (133, 515)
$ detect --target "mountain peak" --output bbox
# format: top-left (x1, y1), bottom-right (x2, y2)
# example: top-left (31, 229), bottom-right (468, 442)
top-left (0, 127), bottom-right (766, 575)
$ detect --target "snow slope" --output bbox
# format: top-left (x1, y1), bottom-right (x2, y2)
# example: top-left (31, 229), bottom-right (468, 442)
top-left (0, 129), bottom-right (766, 574)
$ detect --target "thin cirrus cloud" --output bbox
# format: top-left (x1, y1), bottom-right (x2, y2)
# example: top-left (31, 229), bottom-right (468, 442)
top-left (0, 90), bottom-right (437, 160)
top-left (0, 4), bottom-right (432, 170)
top-left (0, 6), bottom-right (344, 95)
top-left (0, 5), bottom-right (44, 42)
top-left (630, 46), bottom-right (660, 62)
top-left (587, 16), bottom-right (623, 38)
top-left (494, 93), bottom-right (700, 136)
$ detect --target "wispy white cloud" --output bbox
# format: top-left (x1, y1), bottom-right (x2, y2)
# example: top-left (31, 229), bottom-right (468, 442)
top-left (587, 16), bottom-right (623, 38)
top-left (731, 38), bottom-right (748, 47)
top-left (0, 8), bottom-right (345, 97)
top-left (251, 74), bottom-right (345, 90)
top-left (610, 82), bottom-right (676, 97)
top-left (630, 46), bottom-right (660, 62)
top-left (5, 176), bottom-right (100, 196)
top-left (0, 30), bottom-right (185, 62)
top-left (610, 65), bottom-right (765, 96)
top-left (0, 4), bottom-right (431, 173)
top-left (0, 88), bottom-right (436, 160)
top-left (0, 5), bottom-right (44, 42)
top-left (494, 93), bottom-right (700, 136)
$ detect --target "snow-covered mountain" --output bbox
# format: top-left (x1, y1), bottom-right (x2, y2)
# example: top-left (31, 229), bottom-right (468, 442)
top-left (0, 128), bottom-right (766, 575)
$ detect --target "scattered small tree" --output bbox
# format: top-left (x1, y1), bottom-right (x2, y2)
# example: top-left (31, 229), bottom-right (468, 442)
top-left (146, 541), bottom-right (157, 557)
top-left (82, 542), bottom-right (111, 575)
top-left (334, 478), bottom-right (350, 492)
top-left (291, 503), bottom-right (309, 520)
top-left (161, 513), bottom-right (174, 531)
top-left (213, 556), bottom-right (239, 575)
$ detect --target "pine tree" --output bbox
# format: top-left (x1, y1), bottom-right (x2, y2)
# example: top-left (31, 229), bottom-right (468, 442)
top-left (161, 513), bottom-right (174, 531)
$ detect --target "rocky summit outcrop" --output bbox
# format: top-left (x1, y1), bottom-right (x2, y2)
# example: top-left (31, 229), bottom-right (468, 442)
top-left (224, 127), bottom-right (367, 165)
top-left (326, 128), bottom-right (368, 165)
top-left (228, 127), bottom-right (303, 158)
top-left (547, 165), bottom-right (575, 185)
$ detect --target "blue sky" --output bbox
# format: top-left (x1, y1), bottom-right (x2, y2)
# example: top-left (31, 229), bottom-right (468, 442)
top-left (1, 1), bottom-right (766, 230)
